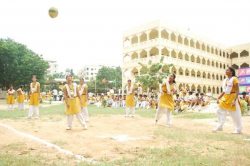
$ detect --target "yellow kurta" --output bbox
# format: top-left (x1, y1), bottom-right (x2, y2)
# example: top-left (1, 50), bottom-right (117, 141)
top-left (29, 82), bottom-right (40, 106)
top-left (79, 84), bottom-right (88, 107)
top-left (152, 101), bottom-right (156, 109)
top-left (17, 88), bottom-right (24, 103)
top-left (126, 86), bottom-right (135, 107)
top-left (7, 89), bottom-right (15, 104)
top-left (219, 78), bottom-right (240, 111)
top-left (159, 83), bottom-right (174, 111)
top-left (64, 85), bottom-right (81, 115)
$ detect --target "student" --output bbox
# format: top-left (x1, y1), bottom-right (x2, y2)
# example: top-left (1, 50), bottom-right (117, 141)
top-left (136, 94), bottom-right (142, 108)
top-left (187, 91), bottom-right (195, 108)
top-left (174, 94), bottom-right (181, 112)
top-left (125, 80), bottom-right (135, 117)
top-left (7, 85), bottom-right (15, 111)
top-left (110, 88), bottom-right (114, 98)
top-left (155, 74), bottom-right (177, 126)
top-left (27, 75), bottom-right (40, 119)
top-left (212, 67), bottom-right (242, 134)
top-left (59, 90), bottom-right (63, 101)
top-left (122, 95), bottom-right (126, 107)
top-left (17, 85), bottom-right (25, 110)
top-left (79, 78), bottom-right (89, 122)
top-left (138, 84), bottom-right (143, 95)
top-left (199, 93), bottom-right (208, 111)
top-left (149, 95), bottom-right (156, 109)
top-left (63, 74), bottom-right (87, 130)
top-left (107, 96), bottom-right (113, 107)
top-left (206, 89), bottom-right (213, 105)
top-left (118, 95), bottom-right (122, 108)
top-left (242, 92), bottom-right (250, 106)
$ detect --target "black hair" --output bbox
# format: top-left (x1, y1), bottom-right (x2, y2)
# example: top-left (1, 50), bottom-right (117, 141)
top-left (139, 94), bottom-right (142, 97)
top-left (200, 93), bottom-right (204, 95)
top-left (176, 94), bottom-right (179, 97)
top-left (66, 74), bottom-right (72, 79)
top-left (242, 91), bottom-right (247, 95)
top-left (195, 93), bottom-right (199, 96)
top-left (169, 73), bottom-right (176, 83)
top-left (228, 67), bottom-right (236, 77)
top-left (9, 85), bottom-right (13, 88)
top-left (188, 91), bottom-right (193, 95)
top-left (20, 85), bottom-right (24, 88)
top-left (80, 77), bottom-right (84, 81)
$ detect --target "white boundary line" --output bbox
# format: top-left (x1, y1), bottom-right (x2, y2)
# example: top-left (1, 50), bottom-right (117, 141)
top-left (0, 122), bottom-right (98, 165)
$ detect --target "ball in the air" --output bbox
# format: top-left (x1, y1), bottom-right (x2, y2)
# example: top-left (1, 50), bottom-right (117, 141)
top-left (49, 7), bottom-right (58, 18)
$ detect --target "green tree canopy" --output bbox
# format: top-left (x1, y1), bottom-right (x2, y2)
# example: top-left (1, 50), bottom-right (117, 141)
top-left (87, 66), bottom-right (122, 93)
top-left (135, 56), bottom-right (173, 90)
top-left (0, 38), bottom-right (49, 90)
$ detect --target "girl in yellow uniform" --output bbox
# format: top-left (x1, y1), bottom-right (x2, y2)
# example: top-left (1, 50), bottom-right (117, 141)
top-left (17, 85), bottom-right (25, 110)
top-left (27, 75), bottom-right (40, 119)
top-left (79, 78), bottom-right (89, 122)
top-left (7, 85), bottom-right (15, 111)
top-left (125, 80), bottom-right (135, 117)
top-left (64, 74), bottom-right (87, 130)
top-left (155, 74), bottom-right (177, 126)
top-left (212, 67), bottom-right (242, 134)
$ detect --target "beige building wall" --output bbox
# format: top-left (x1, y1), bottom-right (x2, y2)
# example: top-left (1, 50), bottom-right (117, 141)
top-left (122, 20), bottom-right (250, 95)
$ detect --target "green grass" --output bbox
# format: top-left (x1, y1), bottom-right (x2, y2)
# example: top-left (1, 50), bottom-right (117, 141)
top-left (1, 103), bottom-right (250, 166)
top-left (98, 147), bottom-right (222, 166)
top-left (175, 113), bottom-right (217, 119)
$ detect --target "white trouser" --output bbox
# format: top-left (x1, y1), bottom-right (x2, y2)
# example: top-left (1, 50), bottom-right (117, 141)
top-left (122, 100), bottom-right (126, 107)
top-left (28, 106), bottom-right (39, 118)
top-left (112, 102), bottom-right (116, 108)
top-left (116, 101), bottom-right (120, 108)
top-left (67, 113), bottom-right (86, 127)
top-left (7, 104), bottom-right (14, 111)
top-left (155, 107), bottom-right (171, 125)
top-left (136, 102), bottom-right (141, 108)
top-left (126, 107), bottom-right (135, 116)
top-left (18, 103), bottom-right (25, 110)
top-left (141, 101), bottom-right (146, 108)
top-left (81, 107), bottom-right (89, 120)
top-left (216, 100), bottom-right (242, 132)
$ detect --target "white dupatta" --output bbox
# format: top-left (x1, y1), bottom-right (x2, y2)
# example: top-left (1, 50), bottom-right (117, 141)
top-left (79, 84), bottom-right (86, 96)
top-left (65, 83), bottom-right (77, 99)
top-left (30, 82), bottom-right (38, 94)
top-left (8, 89), bottom-right (15, 95)
top-left (126, 84), bottom-right (134, 95)
top-left (165, 80), bottom-right (177, 95)
top-left (223, 77), bottom-right (235, 94)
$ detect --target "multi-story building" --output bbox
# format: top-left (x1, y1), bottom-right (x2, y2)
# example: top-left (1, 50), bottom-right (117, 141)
top-left (122, 20), bottom-right (250, 95)
top-left (78, 64), bottom-right (117, 82)
top-left (45, 59), bottom-right (58, 75)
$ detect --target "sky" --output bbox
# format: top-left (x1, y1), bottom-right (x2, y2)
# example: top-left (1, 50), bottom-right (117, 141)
top-left (1, 0), bottom-right (250, 73)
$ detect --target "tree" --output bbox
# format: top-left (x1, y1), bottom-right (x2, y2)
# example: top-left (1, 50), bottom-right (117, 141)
top-left (65, 68), bottom-right (74, 76)
top-left (52, 72), bottom-right (65, 79)
top-left (135, 56), bottom-right (173, 91)
top-left (94, 66), bottom-right (122, 93)
top-left (0, 38), bottom-right (49, 90)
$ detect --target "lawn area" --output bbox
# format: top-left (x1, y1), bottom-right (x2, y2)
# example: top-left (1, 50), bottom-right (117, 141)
top-left (0, 102), bottom-right (250, 166)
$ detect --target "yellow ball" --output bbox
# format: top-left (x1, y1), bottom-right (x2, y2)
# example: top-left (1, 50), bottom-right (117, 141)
top-left (49, 7), bottom-right (58, 18)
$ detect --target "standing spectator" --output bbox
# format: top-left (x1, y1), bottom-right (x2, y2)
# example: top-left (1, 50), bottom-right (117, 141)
top-left (53, 89), bottom-right (58, 101)
top-left (59, 90), bottom-right (63, 101)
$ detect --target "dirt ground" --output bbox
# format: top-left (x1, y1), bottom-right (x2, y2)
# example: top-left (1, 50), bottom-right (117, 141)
top-left (0, 113), bottom-right (250, 164)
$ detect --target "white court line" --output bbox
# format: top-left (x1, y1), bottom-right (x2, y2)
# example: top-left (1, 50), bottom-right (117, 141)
top-left (0, 123), bottom-right (98, 165)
